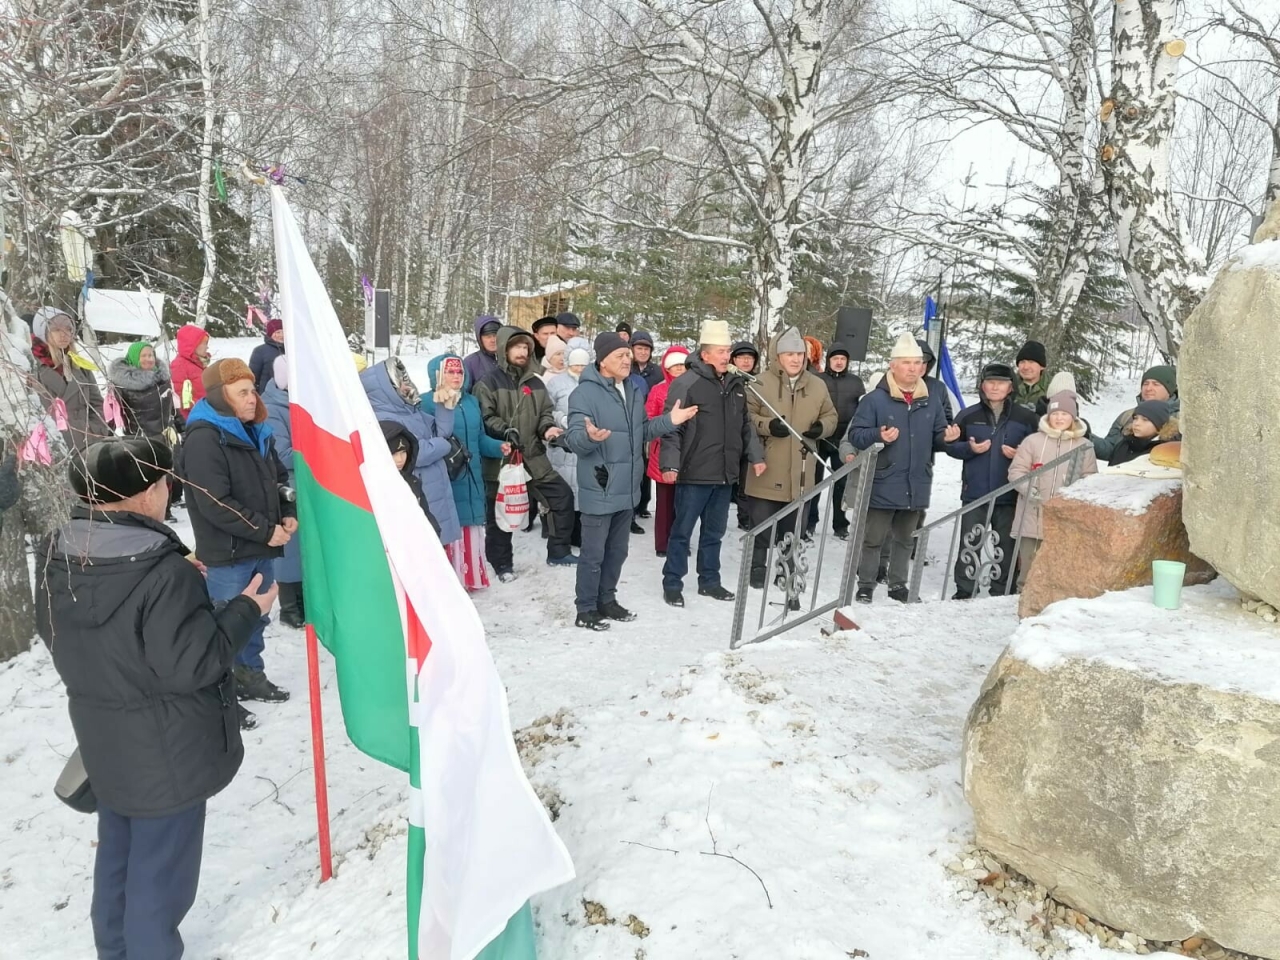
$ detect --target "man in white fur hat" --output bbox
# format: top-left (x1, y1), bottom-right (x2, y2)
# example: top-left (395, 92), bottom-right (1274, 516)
top-left (659, 319), bottom-right (765, 608)
top-left (848, 332), bottom-right (961, 603)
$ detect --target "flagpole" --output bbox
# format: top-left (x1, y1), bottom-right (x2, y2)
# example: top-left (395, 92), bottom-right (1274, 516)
top-left (305, 623), bottom-right (334, 883)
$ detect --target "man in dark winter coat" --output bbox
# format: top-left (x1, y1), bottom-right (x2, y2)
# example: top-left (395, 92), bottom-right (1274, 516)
top-left (1013, 340), bottom-right (1050, 410)
top-left (463, 316), bottom-right (501, 390)
top-left (815, 342), bottom-right (865, 539)
top-left (177, 358), bottom-right (296, 723)
top-left (38, 436), bottom-right (276, 960)
top-left (1093, 364), bottom-right (1179, 460)
top-left (850, 334), bottom-right (960, 603)
top-left (659, 321), bottom-right (765, 607)
top-left (729, 340), bottom-right (760, 528)
top-left (249, 318), bottom-right (285, 393)
top-left (531, 315), bottom-right (558, 363)
top-left (944, 362), bottom-right (1038, 598)
top-left (630, 330), bottom-right (664, 389)
top-left (475, 325), bottom-right (577, 576)
top-left (565, 333), bottom-right (695, 629)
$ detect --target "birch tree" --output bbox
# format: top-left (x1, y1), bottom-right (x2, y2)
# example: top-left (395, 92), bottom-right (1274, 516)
top-left (1101, 0), bottom-right (1204, 359)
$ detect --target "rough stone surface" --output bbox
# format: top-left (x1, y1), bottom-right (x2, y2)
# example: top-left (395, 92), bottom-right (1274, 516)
top-left (1018, 475), bottom-right (1213, 618)
top-left (964, 599), bottom-right (1280, 958)
top-left (1182, 248), bottom-right (1280, 610)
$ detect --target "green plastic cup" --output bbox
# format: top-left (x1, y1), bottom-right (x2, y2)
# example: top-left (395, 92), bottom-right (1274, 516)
top-left (1151, 560), bottom-right (1188, 610)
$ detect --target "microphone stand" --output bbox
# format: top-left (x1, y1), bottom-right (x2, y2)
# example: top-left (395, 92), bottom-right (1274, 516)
top-left (734, 369), bottom-right (818, 457)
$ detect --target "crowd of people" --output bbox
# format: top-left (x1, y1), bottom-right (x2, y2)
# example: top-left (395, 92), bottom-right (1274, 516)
top-left (22, 301), bottom-right (1188, 960)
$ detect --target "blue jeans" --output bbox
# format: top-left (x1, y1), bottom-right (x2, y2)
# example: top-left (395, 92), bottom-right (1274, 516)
top-left (662, 483), bottom-right (733, 591)
top-left (92, 801), bottom-right (206, 960)
top-left (204, 557), bottom-right (274, 670)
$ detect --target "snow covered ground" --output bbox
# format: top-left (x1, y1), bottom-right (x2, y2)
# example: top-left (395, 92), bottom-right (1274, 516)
top-left (0, 344), bottom-right (1153, 959)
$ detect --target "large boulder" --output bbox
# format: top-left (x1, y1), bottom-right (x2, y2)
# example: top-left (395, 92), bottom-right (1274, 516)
top-left (1018, 473), bottom-right (1214, 618)
top-left (965, 581), bottom-right (1280, 957)
top-left (1182, 240), bottom-right (1280, 609)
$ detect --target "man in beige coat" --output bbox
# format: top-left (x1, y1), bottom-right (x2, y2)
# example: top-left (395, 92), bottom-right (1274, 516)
top-left (745, 325), bottom-right (838, 590)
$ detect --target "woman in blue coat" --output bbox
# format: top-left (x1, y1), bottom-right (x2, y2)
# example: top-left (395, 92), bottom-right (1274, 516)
top-left (359, 357), bottom-right (462, 554)
top-left (422, 353), bottom-right (510, 591)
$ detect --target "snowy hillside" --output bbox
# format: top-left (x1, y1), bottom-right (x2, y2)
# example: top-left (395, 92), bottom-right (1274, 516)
top-left (0, 343), bottom-right (1150, 960)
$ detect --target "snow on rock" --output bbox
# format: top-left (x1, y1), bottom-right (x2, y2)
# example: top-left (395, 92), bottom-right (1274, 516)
top-left (1057, 471), bottom-right (1181, 515)
top-left (1226, 238), bottom-right (1280, 274)
top-left (1009, 579), bottom-right (1280, 703)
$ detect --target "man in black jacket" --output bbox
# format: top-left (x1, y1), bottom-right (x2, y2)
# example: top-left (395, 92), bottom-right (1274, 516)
top-left (659, 320), bottom-right (765, 607)
top-left (39, 436), bottom-right (276, 960)
top-left (814, 343), bottom-right (865, 539)
top-left (177, 358), bottom-right (296, 720)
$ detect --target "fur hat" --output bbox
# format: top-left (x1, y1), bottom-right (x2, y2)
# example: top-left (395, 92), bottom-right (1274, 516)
top-left (1141, 364), bottom-right (1177, 398)
top-left (203, 358), bottom-right (266, 422)
top-left (890, 332), bottom-right (923, 360)
top-left (594, 331), bottom-right (630, 362)
top-left (272, 355), bottom-right (289, 390)
top-left (1017, 340), bottom-right (1048, 367)
top-left (776, 326), bottom-right (805, 355)
top-left (1133, 399), bottom-right (1171, 430)
top-left (72, 437), bottom-right (172, 505)
top-left (567, 347), bottom-right (590, 368)
top-left (1046, 390), bottom-right (1079, 418)
top-left (265, 318), bottom-right (283, 339)
top-left (698, 319), bottom-right (732, 347)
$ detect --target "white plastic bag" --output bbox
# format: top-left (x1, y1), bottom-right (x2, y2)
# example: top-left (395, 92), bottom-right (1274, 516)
top-left (494, 453), bottom-right (531, 533)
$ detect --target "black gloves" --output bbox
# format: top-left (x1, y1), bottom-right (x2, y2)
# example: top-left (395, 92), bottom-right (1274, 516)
top-left (802, 421), bottom-right (824, 439)
top-left (503, 428), bottom-right (521, 448)
top-left (768, 418), bottom-right (791, 438)
top-left (594, 465), bottom-right (609, 490)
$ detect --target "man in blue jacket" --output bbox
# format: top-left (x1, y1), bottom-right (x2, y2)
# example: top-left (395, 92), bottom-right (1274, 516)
top-left (849, 334), bottom-right (960, 603)
top-left (944, 362), bottom-right (1037, 598)
top-left (566, 332), bottom-right (697, 630)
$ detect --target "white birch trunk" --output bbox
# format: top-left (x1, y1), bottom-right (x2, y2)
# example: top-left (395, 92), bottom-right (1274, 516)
top-left (1103, 0), bottom-right (1204, 360)
top-left (194, 0), bottom-right (217, 327)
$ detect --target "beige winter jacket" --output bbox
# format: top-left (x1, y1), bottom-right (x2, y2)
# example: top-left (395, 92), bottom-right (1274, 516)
top-left (1007, 417), bottom-right (1098, 541)
top-left (745, 337), bottom-right (838, 504)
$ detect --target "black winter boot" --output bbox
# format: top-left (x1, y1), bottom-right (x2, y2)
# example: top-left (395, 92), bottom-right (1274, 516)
top-left (235, 665), bottom-right (291, 703)
top-left (278, 581), bottom-right (305, 629)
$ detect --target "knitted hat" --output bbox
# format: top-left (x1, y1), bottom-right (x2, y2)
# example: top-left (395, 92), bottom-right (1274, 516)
top-left (594, 331), bottom-right (629, 362)
top-left (615, 321), bottom-right (633, 335)
top-left (630, 329), bottom-right (655, 348)
top-left (1133, 399), bottom-right (1171, 430)
top-left (545, 334), bottom-right (568, 359)
top-left (980, 362), bottom-right (1016, 383)
top-left (1017, 340), bottom-right (1048, 367)
top-left (1045, 370), bottom-right (1077, 396)
top-left (663, 348), bottom-right (689, 370)
top-left (776, 326), bottom-right (805, 355)
top-left (555, 311), bottom-right (581, 329)
top-left (567, 347), bottom-right (590, 367)
top-left (72, 437), bottom-right (172, 505)
top-left (698, 319), bottom-right (732, 347)
top-left (1141, 364), bottom-right (1177, 397)
top-left (124, 342), bottom-right (152, 368)
top-left (827, 342), bottom-right (850, 361)
top-left (265, 318), bottom-right (283, 339)
top-left (442, 356), bottom-right (464, 377)
top-left (532, 315), bottom-right (558, 334)
top-left (730, 340), bottom-right (758, 359)
top-left (1046, 390), bottom-right (1079, 419)
top-left (272, 355), bottom-right (289, 390)
top-left (889, 332), bottom-right (923, 359)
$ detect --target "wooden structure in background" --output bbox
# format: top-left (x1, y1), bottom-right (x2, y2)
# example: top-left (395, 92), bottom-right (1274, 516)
top-left (505, 280), bottom-right (593, 331)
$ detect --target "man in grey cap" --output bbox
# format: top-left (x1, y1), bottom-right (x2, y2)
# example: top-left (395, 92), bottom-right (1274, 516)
top-left (555, 311), bottom-right (582, 342)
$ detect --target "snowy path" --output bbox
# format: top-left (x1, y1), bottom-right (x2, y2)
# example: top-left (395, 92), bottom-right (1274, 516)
top-left (0, 355), bottom-right (1142, 959)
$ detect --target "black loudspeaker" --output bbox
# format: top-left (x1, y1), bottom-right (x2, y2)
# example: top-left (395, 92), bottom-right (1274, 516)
top-left (834, 306), bottom-right (872, 361)
top-left (365, 289), bottom-right (392, 349)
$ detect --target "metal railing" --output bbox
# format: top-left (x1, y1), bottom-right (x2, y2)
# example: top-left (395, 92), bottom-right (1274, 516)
top-left (729, 444), bottom-right (882, 649)
top-left (907, 444), bottom-right (1093, 602)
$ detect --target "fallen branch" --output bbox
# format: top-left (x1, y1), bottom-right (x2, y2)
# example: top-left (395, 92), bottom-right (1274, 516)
top-left (620, 840), bottom-right (679, 855)
top-left (701, 785), bottom-right (773, 909)
top-left (252, 774), bottom-right (296, 815)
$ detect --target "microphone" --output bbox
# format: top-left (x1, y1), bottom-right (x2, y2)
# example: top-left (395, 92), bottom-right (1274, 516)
top-left (727, 367), bottom-right (757, 383)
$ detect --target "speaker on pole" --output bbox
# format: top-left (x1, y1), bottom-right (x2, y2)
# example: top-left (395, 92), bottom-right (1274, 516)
top-left (834, 306), bottom-right (872, 361)
top-left (364, 289), bottom-right (392, 350)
